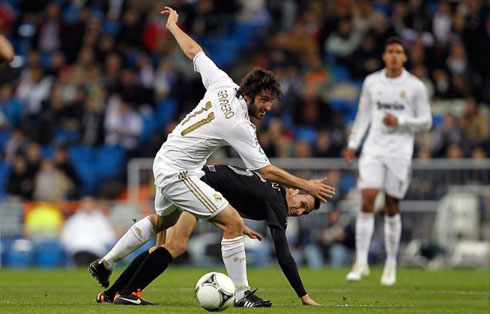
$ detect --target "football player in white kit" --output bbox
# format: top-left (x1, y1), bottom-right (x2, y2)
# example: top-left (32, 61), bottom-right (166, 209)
top-left (344, 37), bottom-right (432, 286)
top-left (89, 6), bottom-right (335, 306)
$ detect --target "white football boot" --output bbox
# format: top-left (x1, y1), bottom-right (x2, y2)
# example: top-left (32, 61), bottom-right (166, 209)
top-left (380, 261), bottom-right (397, 286)
top-left (346, 262), bottom-right (370, 282)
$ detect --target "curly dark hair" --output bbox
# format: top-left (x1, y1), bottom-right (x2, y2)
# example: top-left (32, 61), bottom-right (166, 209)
top-left (237, 68), bottom-right (282, 100)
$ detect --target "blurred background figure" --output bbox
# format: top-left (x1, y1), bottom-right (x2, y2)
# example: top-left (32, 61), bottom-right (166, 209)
top-left (317, 210), bottom-right (354, 268)
top-left (60, 196), bottom-right (116, 267)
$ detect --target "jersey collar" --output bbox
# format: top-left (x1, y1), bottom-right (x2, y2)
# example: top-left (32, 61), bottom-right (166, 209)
top-left (381, 68), bottom-right (407, 83)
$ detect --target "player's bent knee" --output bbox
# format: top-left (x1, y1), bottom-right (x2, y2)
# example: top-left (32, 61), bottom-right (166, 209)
top-left (361, 199), bottom-right (375, 213)
top-left (227, 216), bottom-right (244, 237)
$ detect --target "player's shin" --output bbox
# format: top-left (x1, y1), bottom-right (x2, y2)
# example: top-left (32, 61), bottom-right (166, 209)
top-left (355, 212), bottom-right (374, 266)
top-left (384, 214), bottom-right (401, 266)
top-left (104, 250), bottom-right (150, 301)
top-left (119, 246), bottom-right (173, 295)
top-left (103, 216), bottom-right (157, 268)
top-left (221, 236), bottom-right (249, 300)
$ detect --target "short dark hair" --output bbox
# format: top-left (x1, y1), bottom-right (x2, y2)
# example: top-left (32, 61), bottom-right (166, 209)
top-left (237, 68), bottom-right (282, 101)
top-left (383, 36), bottom-right (405, 52)
top-left (313, 197), bottom-right (321, 210)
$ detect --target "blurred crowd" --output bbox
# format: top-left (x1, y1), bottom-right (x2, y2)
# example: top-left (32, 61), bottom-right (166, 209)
top-left (1, 0), bottom-right (490, 203)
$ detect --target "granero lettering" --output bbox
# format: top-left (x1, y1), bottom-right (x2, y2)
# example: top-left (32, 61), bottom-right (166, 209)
top-left (377, 101), bottom-right (405, 111)
top-left (218, 90), bottom-right (235, 119)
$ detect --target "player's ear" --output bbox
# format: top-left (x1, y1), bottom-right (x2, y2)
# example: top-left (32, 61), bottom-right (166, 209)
top-left (401, 52), bottom-right (407, 64)
top-left (286, 188), bottom-right (299, 198)
top-left (243, 93), bottom-right (250, 103)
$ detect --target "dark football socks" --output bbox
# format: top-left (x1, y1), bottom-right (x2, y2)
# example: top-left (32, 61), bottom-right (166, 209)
top-left (105, 250), bottom-right (150, 300)
top-left (119, 247), bottom-right (173, 295)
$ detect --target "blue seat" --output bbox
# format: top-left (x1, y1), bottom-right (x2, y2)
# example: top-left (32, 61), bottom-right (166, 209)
top-left (42, 146), bottom-right (54, 158)
top-left (34, 239), bottom-right (66, 268)
top-left (156, 98), bottom-right (178, 128)
top-left (141, 114), bottom-right (157, 141)
top-left (295, 127), bottom-right (317, 144)
top-left (0, 162), bottom-right (11, 200)
top-left (69, 146), bottom-right (94, 163)
top-left (4, 238), bottom-right (34, 268)
top-left (330, 64), bottom-right (350, 82)
top-left (97, 146), bottom-right (125, 165)
top-left (340, 174), bottom-right (357, 194)
top-left (0, 130), bottom-right (10, 152)
top-left (53, 129), bottom-right (80, 143)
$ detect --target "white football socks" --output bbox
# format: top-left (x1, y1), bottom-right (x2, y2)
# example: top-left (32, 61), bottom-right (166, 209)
top-left (102, 216), bottom-right (157, 269)
top-left (384, 214), bottom-right (401, 266)
top-left (221, 236), bottom-right (249, 300)
top-left (355, 212), bottom-right (374, 265)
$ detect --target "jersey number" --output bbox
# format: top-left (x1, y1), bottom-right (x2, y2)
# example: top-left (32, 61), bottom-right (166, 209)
top-left (180, 101), bottom-right (215, 136)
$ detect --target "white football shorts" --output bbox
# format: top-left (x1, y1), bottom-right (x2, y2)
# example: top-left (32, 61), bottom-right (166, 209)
top-left (154, 170), bottom-right (229, 220)
top-left (358, 154), bottom-right (412, 199)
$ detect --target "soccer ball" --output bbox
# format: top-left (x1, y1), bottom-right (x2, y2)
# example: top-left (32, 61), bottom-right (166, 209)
top-left (195, 272), bottom-right (235, 311)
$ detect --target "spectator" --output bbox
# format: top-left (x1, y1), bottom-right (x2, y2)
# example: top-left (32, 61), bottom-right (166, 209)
top-left (35, 1), bottom-right (61, 53)
top-left (325, 17), bottom-right (363, 58)
top-left (25, 202), bottom-right (64, 238)
top-left (33, 158), bottom-right (73, 201)
top-left (3, 129), bottom-right (26, 163)
top-left (60, 196), bottom-right (116, 266)
top-left (460, 98), bottom-right (489, 147)
top-left (316, 210), bottom-right (354, 268)
top-left (432, 113), bottom-right (463, 157)
top-left (25, 142), bottom-right (42, 180)
top-left (446, 142), bottom-right (464, 159)
top-left (0, 83), bottom-right (22, 128)
top-left (80, 98), bottom-right (105, 146)
top-left (16, 66), bottom-right (53, 125)
top-left (6, 155), bottom-right (33, 200)
top-left (104, 99), bottom-right (143, 152)
top-left (53, 145), bottom-right (80, 199)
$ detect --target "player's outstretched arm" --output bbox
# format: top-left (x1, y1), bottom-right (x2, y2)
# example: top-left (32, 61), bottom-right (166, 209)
top-left (257, 164), bottom-right (335, 202)
top-left (161, 6), bottom-right (202, 60)
top-left (269, 227), bottom-right (319, 305)
top-left (0, 34), bottom-right (14, 66)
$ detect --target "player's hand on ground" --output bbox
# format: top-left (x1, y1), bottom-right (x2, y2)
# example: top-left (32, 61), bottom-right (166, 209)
top-left (160, 6), bottom-right (178, 28)
top-left (243, 225), bottom-right (263, 241)
top-left (306, 177), bottom-right (335, 202)
top-left (344, 147), bottom-right (356, 163)
top-left (383, 113), bottom-right (398, 126)
top-left (301, 294), bottom-right (320, 306)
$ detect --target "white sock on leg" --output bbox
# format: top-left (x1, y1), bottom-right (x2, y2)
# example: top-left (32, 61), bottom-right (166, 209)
top-left (221, 236), bottom-right (249, 300)
top-left (355, 212), bottom-right (374, 265)
top-left (103, 216), bottom-right (157, 268)
top-left (384, 214), bottom-right (401, 266)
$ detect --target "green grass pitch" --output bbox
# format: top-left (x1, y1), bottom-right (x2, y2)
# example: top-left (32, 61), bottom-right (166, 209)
top-left (0, 267), bottom-right (488, 313)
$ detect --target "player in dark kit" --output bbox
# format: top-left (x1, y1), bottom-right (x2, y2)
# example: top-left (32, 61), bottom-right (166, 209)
top-left (93, 164), bottom-right (321, 306)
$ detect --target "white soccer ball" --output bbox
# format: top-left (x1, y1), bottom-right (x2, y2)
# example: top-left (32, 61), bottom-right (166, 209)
top-left (195, 272), bottom-right (235, 311)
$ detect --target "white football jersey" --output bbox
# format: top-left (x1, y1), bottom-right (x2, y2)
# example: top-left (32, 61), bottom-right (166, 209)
top-left (348, 68), bottom-right (432, 160)
top-left (154, 52), bottom-right (270, 182)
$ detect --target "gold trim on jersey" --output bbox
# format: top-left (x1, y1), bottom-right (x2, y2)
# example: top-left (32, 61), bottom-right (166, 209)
top-left (181, 101), bottom-right (212, 126)
top-left (222, 239), bottom-right (244, 246)
top-left (181, 112), bottom-right (215, 136)
top-left (223, 250), bottom-right (245, 258)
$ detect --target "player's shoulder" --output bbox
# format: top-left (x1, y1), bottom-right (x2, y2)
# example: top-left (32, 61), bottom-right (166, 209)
top-left (405, 71), bottom-right (425, 89)
top-left (363, 70), bottom-right (384, 85)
